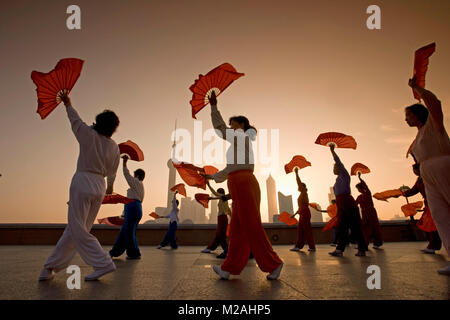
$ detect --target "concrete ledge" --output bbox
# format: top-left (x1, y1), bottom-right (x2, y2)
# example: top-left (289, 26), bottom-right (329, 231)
top-left (0, 221), bottom-right (427, 245)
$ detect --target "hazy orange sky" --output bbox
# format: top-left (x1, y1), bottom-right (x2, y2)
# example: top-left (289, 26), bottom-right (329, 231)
top-left (0, 0), bottom-right (449, 223)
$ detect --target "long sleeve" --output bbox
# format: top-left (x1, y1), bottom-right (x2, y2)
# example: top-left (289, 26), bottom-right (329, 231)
top-left (210, 104), bottom-right (228, 140)
top-left (415, 87), bottom-right (444, 127)
top-left (332, 152), bottom-right (351, 196)
top-left (402, 180), bottom-right (420, 198)
top-left (207, 183), bottom-right (220, 197)
top-left (107, 154), bottom-right (119, 191)
top-left (66, 105), bottom-right (93, 144)
top-left (123, 166), bottom-right (138, 190)
top-left (333, 153), bottom-right (350, 179)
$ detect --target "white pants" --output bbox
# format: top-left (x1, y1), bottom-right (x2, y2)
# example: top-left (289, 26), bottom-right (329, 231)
top-left (45, 172), bottom-right (113, 271)
top-left (421, 156), bottom-right (450, 257)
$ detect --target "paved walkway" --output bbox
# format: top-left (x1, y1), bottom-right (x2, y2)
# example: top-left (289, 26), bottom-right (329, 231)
top-left (0, 243), bottom-right (448, 300)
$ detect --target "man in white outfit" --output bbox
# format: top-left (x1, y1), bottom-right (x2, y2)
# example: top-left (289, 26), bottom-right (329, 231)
top-left (39, 92), bottom-right (120, 281)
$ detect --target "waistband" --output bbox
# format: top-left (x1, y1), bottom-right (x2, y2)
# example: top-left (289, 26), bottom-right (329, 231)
top-left (228, 169), bottom-right (253, 177)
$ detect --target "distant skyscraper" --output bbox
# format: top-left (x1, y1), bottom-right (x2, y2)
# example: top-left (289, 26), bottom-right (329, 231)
top-left (278, 192), bottom-right (293, 215)
top-left (266, 175), bottom-right (278, 223)
top-left (180, 196), bottom-right (207, 224)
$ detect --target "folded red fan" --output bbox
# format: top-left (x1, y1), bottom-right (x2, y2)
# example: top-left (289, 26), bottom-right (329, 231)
top-left (195, 193), bottom-right (210, 208)
top-left (203, 165), bottom-right (219, 176)
top-left (97, 216), bottom-right (124, 227)
top-left (401, 201), bottom-right (423, 217)
top-left (322, 216), bottom-right (338, 232)
top-left (170, 183), bottom-right (187, 197)
top-left (102, 194), bottom-right (134, 205)
top-left (149, 212), bottom-right (160, 219)
top-left (189, 63), bottom-right (245, 119)
top-left (327, 204), bottom-right (338, 218)
top-left (118, 140), bottom-right (144, 161)
top-left (412, 43), bottom-right (436, 101)
top-left (172, 161), bottom-right (206, 189)
top-left (373, 189), bottom-right (403, 202)
top-left (315, 132), bottom-right (357, 149)
top-left (278, 212), bottom-right (298, 226)
top-left (31, 58), bottom-right (84, 119)
top-left (416, 206), bottom-right (437, 232)
top-left (350, 163), bottom-right (370, 176)
top-left (284, 155), bottom-right (311, 174)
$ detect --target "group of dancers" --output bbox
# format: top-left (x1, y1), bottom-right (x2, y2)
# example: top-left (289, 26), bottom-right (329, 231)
top-left (39, 76), bottom-right (450, 282)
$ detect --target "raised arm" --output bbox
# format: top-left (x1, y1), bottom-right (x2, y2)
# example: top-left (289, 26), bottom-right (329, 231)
top-left (409, 79), bottom-right (444, 131)
top-left (60, 92), bottom-right (93, 144)
top-left (209, 91), bottom-right (228, 140)
top-left (206, 180), bottom-right (220, 197)
top-left (122, 156), bottom-right (140, 190)
top-left (331, 145), bottom-right (349, 177)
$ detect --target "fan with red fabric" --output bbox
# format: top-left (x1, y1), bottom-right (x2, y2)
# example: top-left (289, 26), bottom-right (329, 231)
top-left (102, 194), bottom-right (134, 205)
top-left (373, 189), bottom-right (403, 202)
top-left (203, 165), bottom-right (219, 176)
top-left (189, 63), bottom-right (245, 119)
top-left (309, 203), bottom-right (320, 211)
top-left (284, 155), bottom-right (311, 174)
top-left (97, 216), bottom-right (124, 227)
top-left (118, 140), bottom-right (144, 161)
top-left (278, 212), bottom-right (298, 226)
top-left (172, 161), bottom-right (206, 189)
top-left (327, 204), bottom-right (338, 218)
top-left (149, 212), bottom-right (160, 219)
top-left (31, 58), bottom-right (84, 119)
top-left (322, 216), bottom-right (338, 232)
top-left (412, 43), bottom-right (436, 101)
top-left (170, 183), bottom-right (187, 197)
top-left (350, 163), bottom-right (370, 176)
top-left (401, 201), bottom-right (423, 217)
top-left (315, 132), bottom-right (357, 149)
top-left (416, 207), bottom-right (437, 232)
top-left (195, 193), bottom-right (210, 208)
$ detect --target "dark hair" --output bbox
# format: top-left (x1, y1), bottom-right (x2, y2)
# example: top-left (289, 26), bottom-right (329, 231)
top-left (355, 183), bottom-right (363, 190)
top-left (93, 110), bottom-right (120, 137)
top-left (134, 169), bottom-right (145, 181)
top-left (217, 188), bottom-right (225, 195)
top-left (405, 104), bottom-right (428, 125)
top-left (229, 116), bottom-right (257, 133)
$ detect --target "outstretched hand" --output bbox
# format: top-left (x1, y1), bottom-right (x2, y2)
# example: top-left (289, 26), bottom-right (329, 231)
top-left (329, 143), bottom-right (336, 153)
top-left (200, 172), bottom-right (214, 180)
top-left (208, 90), bottom-right (217, 106)
top-left (408, 76), bottom-right (417, 89)
top-left (59, 90), bottom-right (71, 106)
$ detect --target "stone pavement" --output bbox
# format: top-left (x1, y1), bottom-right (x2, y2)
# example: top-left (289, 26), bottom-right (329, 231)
top-left (0, 242), bottom-right (448, 300)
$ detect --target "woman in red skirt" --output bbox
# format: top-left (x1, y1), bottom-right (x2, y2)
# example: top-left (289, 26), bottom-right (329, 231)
top-left (290, 168), bottom-right (316, 252)
top-left (202, 91), bottom-right (283, 280)
top-left (355, 172), bottom-right (383, 249)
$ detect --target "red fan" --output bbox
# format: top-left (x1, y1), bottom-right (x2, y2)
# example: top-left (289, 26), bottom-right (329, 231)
top-left (172, 161), bottom-right (207, 189)
top-left (401, 201), bottom-right (423, 217)
top-left (412, 43), bottom-right (436, 101)
top-left (350, 163), bottom-right (370, 176)
top-left (278, 212), bottom-right (298, 226)
top-left (118, 140), bottom-right (144, 162)
top-left (309, 202), bottom-right (320, 210)
top-left (149, 212), bottom-right (160, 219)
top-left (416, 207), bottom-right (437, 232)
top-left (102, 194), bottom-right (134, 205)
top-left (170, 183), bottom-right (187, 197)
top-left (97, 216), bottom-right (124, 227)
top-left (373, 189), bottom-right (403, 202)
top-left (203, 165), bottom-right (219, 176)
top-left (31, 58), bottom-right (84, 119)
top-left (195, 193), bottom-right (210, 208)
top-left (284, 155), bottom-right (311, 174)
top-left (322, 216), bottom-right (338, 232)
top-left (315, 132), bottom-right (357, 149)
top-left (189, 63), bottom-right (245, 119)
top-left (327, 204), bottom-right (338, 218)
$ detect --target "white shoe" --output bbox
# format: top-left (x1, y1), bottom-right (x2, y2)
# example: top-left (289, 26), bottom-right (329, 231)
top-left (85, 263), bottom-right (116, 281)
top-left (421, 248), bottom-right (435, 254)
top-left (373, 245), bottom-right (382, 250)
top-left (201, 248), bottom-right (212, 253)
top-left (290, 247), bottom-right (300, 252)
top-left (212, 265), bottom-right (230, 280)
top-left (38, 268), bottom-right (54, 281)
top-left (267, 262), bottom-right (283, 280)
top-left (308, 248), bottom-right (316, 252)
top-left (437, 265), bottom-right (450, 276)
top-left (156, 245), bottom-right (162, 249)
top-left (330, 243), bottom-right (337, 247)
